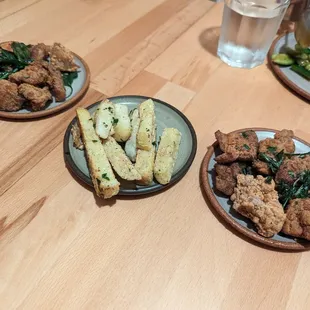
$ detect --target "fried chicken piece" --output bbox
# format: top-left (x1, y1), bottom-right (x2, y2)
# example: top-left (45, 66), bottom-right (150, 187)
top-left (9, 63), bottom-right (49, 86)
top-left (215, 130), bottom-right (258, 164)
top-left (47, 65), bottom-right (66, 101)
top-left (231, 174), bottom-right (286, 237)
top-left (282, 199), bottom-right (310, 240)
top-left (276, 155), bottom-right (310, 184)
top-left (0, 80), bottom-right (25, 111)
top-left (253, 130), bottom-right (295, 175)
top-left (18, 83), bottom-right (52, 111)
top-left (215, 162), bottom-right (245, 196)
top-left (30, 43), bottom-right (50, 61)
top-left (50, 43), bottom-right (79, 72)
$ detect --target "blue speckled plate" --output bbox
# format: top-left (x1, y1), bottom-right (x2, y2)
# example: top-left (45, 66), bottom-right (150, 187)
top-left (201, 128), bottom-right (310, 251)
top-left (64, 95), bottom-right (197, 196)
top-left (269, 31), bottom-right (310, 101)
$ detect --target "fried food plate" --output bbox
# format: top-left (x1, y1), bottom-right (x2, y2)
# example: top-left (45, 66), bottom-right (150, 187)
top-left (64, 95), bottom-right (197, 196)
top-left (268, 31), bottom-right (310, 101)
top-left (201, 128), bottom-right (310, 251)
top-left (0, 43), bottom-right (90, 120)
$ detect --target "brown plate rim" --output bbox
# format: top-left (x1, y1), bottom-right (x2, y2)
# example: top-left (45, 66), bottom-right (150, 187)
top-left (0, 48), bottom-right (90, 120)
top-left (200, 127), bottom-right (310, 251)
top-left (268, 31), bottom-right (310, 101)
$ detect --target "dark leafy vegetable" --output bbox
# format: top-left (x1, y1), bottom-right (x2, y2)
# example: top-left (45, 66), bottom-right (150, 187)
top-left (0, 42), bottom-right (33, 79)
top-left (291, 64), bottom-right (310, 80)
top-left (258, 150), bottom-right (284, 174)
top-left (265, 176), bottom-right (273, 184)
top-left (12, 42), bottom-right (32, 63)
top-left (62, 71), bottom-right (78, 98)
top-left (277, 170), bottom-right (310, 208)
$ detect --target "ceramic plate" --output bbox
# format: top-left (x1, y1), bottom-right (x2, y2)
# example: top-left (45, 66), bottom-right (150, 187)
top-left (64, 95), bottom-right (197, 196)
top-left (0, 51), bottom-right (90, 119)
top-left (201, 128), bottom-right (310, 251)
top-left (268, 31), bottom-right (310, 101)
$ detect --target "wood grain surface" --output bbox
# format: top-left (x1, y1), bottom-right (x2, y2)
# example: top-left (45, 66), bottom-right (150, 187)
top-left (0, 1), bottom-right (310, 309)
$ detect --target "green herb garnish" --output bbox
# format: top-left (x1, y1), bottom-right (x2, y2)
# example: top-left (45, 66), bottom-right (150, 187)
top-left (113, 118), bottom-right (119, 125)
top-left (265, 176), bottom-right (273, 184)
top-left (267, 146), bottom-right (277, 154)
top-left (258, 150), bottom-right (284, 174)
top-left (102, 173), bottom-right (110, 181)
top-left (62, 71), bottom-right (78, 98)
top-left (285, 151), bottom-right (310, 159)
top-left (152, 141), bottom-right (156, 146)
top-left (92, 140), bottom-right (98, 143)
top-left (241, 132), bottom-right (248, 138)
top-left (277, 170), bottom-right (310, 208)
top-left (241, 166), bottom-right (253, 175)
top-left (288, 171), bottom-right (295, 178)
top-left (243, 144), bottom-right (250, 150)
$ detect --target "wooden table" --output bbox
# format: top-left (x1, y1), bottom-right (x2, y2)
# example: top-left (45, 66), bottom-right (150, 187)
top-left (0, 1), bottom-right (309, 309)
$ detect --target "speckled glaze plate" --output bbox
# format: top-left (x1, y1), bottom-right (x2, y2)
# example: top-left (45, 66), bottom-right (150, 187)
top-left (64, 95), bottom-right (197, 196)
top-left (201, 128), bottom-right (310, 251)
top-left (0, 49), bottom-right (90, 120)
top-left (268, 31), bottom-right (310, 101)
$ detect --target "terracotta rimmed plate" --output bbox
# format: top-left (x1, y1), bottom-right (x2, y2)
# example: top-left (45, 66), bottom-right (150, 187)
top-left (268, 31), bottom-right (310, 101)
top-left (201, 128), bottom-right (310, 251)
top-left (64, 95), bottom-right (197, 196)
top-left (0, 50), bottom-right (90, 120)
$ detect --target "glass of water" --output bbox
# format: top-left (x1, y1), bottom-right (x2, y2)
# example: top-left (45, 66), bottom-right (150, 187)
top-left (217, 0), bottom-right (290, 69)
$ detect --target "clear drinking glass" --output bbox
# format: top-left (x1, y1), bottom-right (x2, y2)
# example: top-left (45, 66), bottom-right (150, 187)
top-left (295, 7), bottom-right (310, 47)
top-left (217, 0), bottom-right (291, 69)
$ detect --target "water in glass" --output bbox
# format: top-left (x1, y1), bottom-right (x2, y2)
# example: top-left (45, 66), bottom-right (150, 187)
top-left (217, 0), bottom-right (290, 69)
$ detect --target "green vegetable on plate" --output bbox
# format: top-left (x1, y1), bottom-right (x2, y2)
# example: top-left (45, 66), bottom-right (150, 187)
top-left (271, 53), bottom-right (294, 66)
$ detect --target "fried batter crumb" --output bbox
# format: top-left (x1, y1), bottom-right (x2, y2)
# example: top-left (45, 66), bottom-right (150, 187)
top-left (231, 174), bottom-right (286, 238)
top-left (282, 199), bottom-right (310, 240)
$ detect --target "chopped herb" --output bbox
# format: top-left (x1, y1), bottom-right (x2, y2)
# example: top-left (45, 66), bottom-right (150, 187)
top-left (258, 150), bottom-right (284, 174)
top-left (241, 132), bottom-right (248, 139)
top-left (241, 166), bottom-right (253, 175)
top-left (92, 140), bottom-right (98, 143)
top-left (93, 123), bottom-right (96, 129)
top-left (265, 176), bottom-right (273, 184)
top-left (277, 170), bottom-right (310, 208)
top-left (285, 151), bottom-right (310, 159)
top-left (146, 128), bottom-right (150, 132)
top-left (267, 146), bottom-right (277, 154)
top-left (89, 118), bottom-right (92, 121)
top-left (243, 144), bottom-right (250, 150)
top-left (288, 171), bottom-right (295, 178)
top-left (108, 107), bottom-right (113, 113)
top-left (113, 118), bottom-right (119, 125)
top-left (152, 141), bottom-right (157, 146)
top-left (102, 173), bottom-right (110, 181)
